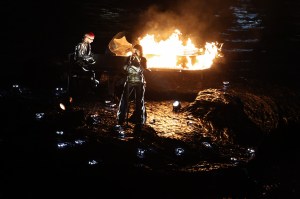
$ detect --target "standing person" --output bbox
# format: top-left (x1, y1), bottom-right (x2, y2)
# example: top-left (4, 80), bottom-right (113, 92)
top-left (74, 32), bottom-right (99, 88)
top-left (116, 44), bottom-right (147, 130)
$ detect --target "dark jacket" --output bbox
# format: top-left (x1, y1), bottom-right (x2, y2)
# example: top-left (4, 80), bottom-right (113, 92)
top-left (74, 42), bottom-right (95, 67)
top-left (124, 54), bottom-right (147, 84)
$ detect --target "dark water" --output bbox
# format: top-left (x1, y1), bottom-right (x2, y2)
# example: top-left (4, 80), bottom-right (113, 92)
top-left (1, 0), bottom-right (300, 198)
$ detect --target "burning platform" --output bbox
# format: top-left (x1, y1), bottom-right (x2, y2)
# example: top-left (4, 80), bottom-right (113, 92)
top-left (96, 29), bottom-right (223, 72)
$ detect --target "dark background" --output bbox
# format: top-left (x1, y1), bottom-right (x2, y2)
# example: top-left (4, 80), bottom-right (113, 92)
top-left (1, 0), bottom-right (299, 89)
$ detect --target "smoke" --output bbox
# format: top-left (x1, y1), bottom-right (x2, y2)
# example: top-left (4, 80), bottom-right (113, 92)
top-left (133, 0), bottom-right (223, 45)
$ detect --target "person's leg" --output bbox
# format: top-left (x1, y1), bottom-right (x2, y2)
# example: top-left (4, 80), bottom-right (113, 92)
top-left (90, 70), bottom-right (99, 87)
top-left (135, 83), bottom-right (146, 125)
top-left (116, 82), bottom-right (129, 125)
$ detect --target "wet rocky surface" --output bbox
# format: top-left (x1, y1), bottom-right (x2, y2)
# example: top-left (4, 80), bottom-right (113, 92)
top-left (1, 71), bottom-right (299, 198)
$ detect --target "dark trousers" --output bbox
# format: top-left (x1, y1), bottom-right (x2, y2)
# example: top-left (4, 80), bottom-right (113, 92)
top-left (117, 81), bottom-right (146, 125)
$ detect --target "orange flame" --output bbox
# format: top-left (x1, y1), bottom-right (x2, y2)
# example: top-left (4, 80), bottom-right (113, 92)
top-left (138, 29), bottom-right (223, 70)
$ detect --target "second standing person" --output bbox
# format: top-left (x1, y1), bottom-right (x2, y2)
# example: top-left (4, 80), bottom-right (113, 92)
top-left (116, 44), bottom-right (147, 130)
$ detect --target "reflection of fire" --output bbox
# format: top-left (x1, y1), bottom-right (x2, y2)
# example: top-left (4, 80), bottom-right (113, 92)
top-left (139, 29), bottom-right (223, 70)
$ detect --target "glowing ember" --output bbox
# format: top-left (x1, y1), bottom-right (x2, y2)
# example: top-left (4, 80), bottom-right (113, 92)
top-left (138, 29), bottom-right (223, 70)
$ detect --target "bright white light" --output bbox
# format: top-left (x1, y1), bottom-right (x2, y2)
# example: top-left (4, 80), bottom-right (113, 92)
top-left (59, 103), bottom-right (66, 111)
top-left (114, 125), bottom-right (123, 131)
top-left (118, 130), bottom-right (125, 138)
top-left (247, 148), bottom-right (256, 159)
top-left (175, 147), bottom-right (185, 156)
top-left (230, 157), bottom-right (238, 161)
top-left (172, 101), bottom-right (181, 112)
top-left (202, 142), bottom-right (212, 148)
top-left (187, 121), bottom-right (193, 125)
top-left (74, 139), bottom-right (86, 145)
top-left (54, 87), bottom-right (67, 96)
top-left (137, 148), bottom-right (146, 159)
top-left (247, 148), bottom-right (255, 153)
top-left (56, 130), bottom-right (64, 135)
top-left (88, 160), bottom-right (98, 165)
top-left (89, 114), bottom-right (100, 124)
top-left (173, 101), bottom-right (180, 107)
top-left (57, 142), bottom-right (72, 149)
top-left (35, 112), bottom-right (45, 120)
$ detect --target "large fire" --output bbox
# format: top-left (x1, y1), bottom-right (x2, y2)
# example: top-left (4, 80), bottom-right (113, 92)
top-left (138, 29), bottom-right (223, 70)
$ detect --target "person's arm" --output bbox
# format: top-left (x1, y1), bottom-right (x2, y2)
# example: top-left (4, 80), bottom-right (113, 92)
top-left (88, 43), bottom-right (94, 57)
top-left (124, 56), bottom-right (132, 72)
top-left (141, 57), bottom-right (151, 72)
top-left (141, 57), bottom-right (147, 70)
top-left (75, 43), bottom-right (95, 64)
top-left (75, 43), bottom-right (85, 61)
top-left (123, 56), bottom-right (131, 73)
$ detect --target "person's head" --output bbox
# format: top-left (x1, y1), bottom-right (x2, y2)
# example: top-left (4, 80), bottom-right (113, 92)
top-left (133, 44), bottom-right (143, 57)
top-left (83, 32), bottom-right (95, 43)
